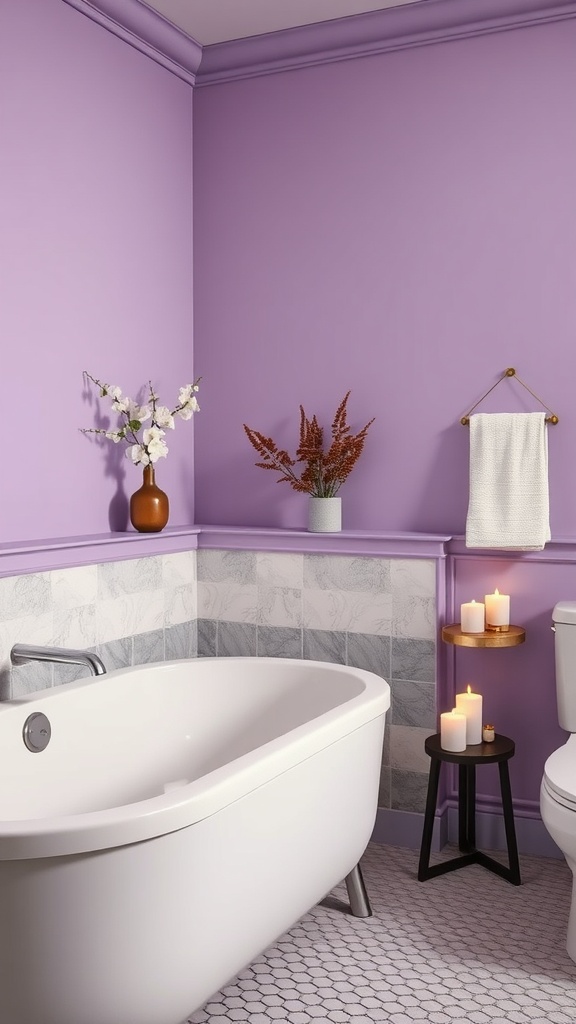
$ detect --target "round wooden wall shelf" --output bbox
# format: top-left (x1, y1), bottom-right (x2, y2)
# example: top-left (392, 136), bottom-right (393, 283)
top-left (441, 624), bottom-right (526, 648)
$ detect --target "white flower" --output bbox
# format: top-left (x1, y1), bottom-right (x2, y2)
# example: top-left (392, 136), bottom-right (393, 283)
top-left (177, 396), bottom-right (199, 420)
top-left (148, 441), bottom-right (168, 462)
top-left (153, 405), bottom-right (175, 430)
top-left (130, 444), bottom-right (150, 466)
top-left (143, 426), bottom-right (165, 443)
top-left (127, 400), bottom-right (151, 424)
top-left (82, 372), bottom-right (200, 470)
top-left (143, 426), bottom-right (169, 462)
top-left (109, 387), bottom-right (130, 413)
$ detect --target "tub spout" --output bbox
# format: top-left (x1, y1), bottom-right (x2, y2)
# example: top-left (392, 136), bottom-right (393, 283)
top-left (11, 643), bottom-right (107, 677)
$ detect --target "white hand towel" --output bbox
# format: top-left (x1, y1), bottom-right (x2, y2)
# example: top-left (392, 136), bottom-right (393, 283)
top-left (465, 412), bottom-right (551, 550)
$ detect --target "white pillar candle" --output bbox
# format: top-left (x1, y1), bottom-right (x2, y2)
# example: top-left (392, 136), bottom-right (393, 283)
top-left (485, 588), bottom-right (510, 629)
top-left (455, 686), bottom-right (483, 745)
top-left (460, 599), bottom-right (485, 633)
top-left (440, 708), bottom-right (467, 752)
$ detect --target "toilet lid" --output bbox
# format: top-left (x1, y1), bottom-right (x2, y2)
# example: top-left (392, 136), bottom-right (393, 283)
top-left (544, 741), bottom-right (576, 810)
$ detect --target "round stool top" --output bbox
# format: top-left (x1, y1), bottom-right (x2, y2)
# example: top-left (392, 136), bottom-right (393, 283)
top-left (425, 733), bottom-right (515, 765)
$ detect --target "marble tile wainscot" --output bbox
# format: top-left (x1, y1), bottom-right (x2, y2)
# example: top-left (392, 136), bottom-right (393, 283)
top-left (0, 542), bottom-right (199, 700)
top-left (196, 527), bottom-right (451, 853)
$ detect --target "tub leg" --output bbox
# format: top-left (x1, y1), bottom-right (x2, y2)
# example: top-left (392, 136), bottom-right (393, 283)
top-left (344, 862), bottom-right (372, 918)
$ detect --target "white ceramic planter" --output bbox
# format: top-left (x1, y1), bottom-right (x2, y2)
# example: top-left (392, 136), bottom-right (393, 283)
top-left (308, 496), bottom-right (342, 533)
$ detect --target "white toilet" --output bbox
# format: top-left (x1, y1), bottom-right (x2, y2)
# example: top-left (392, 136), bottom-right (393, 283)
top-left (540, 600), bottom-right (576, 964)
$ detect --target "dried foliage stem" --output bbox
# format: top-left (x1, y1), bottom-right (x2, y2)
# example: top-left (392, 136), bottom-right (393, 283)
top-left (243, 392), bottom-right (374, 498)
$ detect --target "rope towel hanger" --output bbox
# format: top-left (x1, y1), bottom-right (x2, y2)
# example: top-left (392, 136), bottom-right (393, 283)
top-left (460, 368), bottom-right (559, 426)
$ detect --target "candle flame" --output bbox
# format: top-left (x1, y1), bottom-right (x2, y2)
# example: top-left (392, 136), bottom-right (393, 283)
top-left (471, 599), bottom-right (476, 604)
top-left (495, 588), bottom-right (500, 595)
top-left (467, 684), bottom-right (472, 694)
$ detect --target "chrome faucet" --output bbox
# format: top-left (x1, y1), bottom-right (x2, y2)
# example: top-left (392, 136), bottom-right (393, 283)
top-left (10, 643), bottom-right (106, 677)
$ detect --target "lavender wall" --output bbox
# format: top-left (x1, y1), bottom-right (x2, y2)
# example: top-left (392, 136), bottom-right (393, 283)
top-left (193, 18), bottom-right (576, 536)
top-left (2, 0), bottom-right (575, 849)
top-left (1, 0), bottom-right (195, 544)
top-left (191, 13), bottom-right (576, 845)
top-left (445, 545), bottom-right (569, 822)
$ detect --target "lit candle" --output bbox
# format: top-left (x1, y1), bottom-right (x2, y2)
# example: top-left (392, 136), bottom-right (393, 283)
top-left (483, 724), bottom-right (495, 743)
top-left (455, 685), bottom-right (483, 745)
top-left (460, 599), bottom-right (485, 633)
top-left (485, 588), bottom-right (510, 630)
top-left (440, 708), bottom-right (467, 752)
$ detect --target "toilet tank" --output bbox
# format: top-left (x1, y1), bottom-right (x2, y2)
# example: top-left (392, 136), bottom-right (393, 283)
top-left (552, 601), bottom-right (576, 733)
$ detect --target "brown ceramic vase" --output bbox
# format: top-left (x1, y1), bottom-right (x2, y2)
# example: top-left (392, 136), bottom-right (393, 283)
top-left (129, 465), bottom-right (169, 533)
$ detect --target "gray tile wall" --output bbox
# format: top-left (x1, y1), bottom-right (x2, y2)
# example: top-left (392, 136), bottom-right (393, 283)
top-left (197, 550), bottom-right (437, 813)
top-left (0, 551), bottom-right (197, 699)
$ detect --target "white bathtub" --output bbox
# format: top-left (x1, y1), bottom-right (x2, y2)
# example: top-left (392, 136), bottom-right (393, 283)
top-left (0, 657), bottom-right (389, 1024)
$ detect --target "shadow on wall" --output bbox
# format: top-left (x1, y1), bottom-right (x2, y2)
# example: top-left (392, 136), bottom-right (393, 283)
top-left (81, 379), bottom-right (130, 532)
top-left (108, 469), bottom-right (129, 532)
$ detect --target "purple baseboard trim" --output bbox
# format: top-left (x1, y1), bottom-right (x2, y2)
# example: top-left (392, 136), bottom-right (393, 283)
top-left (372, 807), bottom-right (447, 853)
top-left (0, 527), bottom-right (200, 578)
top-left (196, 525), bottom-right (451, 559)
top-left (446, 806), bottom-right (563, 858)
top-left (61, 0), bottom-right (202, 84)
top-left (373, 805), bottom-right (564, 859)
top-left (196, 0), bottom-right (576, 86)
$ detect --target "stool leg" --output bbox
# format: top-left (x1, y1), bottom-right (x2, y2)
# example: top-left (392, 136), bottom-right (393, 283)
top-left (418, 757), bottom-right (441, 881)
top-left (458, 764), bottom-right (466, 850)
top-left (466, 764), bottom-right (476, 851)
top-left (498, 760), bottom-right (521, 885)
top-left (458, 764), bottom-right (476, 853)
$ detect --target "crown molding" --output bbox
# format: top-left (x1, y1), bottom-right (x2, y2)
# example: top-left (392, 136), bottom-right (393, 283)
top-left (61, 0), bottom-right (202, 85)
top-left (61, 0), bottom-right (576, 88)
top-left (195, 0), bottom-right (576, 86)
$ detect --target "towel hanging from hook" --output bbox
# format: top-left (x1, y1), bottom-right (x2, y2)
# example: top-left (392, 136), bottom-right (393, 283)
top-left (460, 367), bottom-right (559, 425)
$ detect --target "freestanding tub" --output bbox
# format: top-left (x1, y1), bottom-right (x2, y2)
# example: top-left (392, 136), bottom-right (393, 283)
top-left (0, 657), bottom-right (389, 1024)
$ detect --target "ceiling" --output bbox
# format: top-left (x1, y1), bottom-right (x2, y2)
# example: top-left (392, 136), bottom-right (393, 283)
top-left (141, 0), bottom-right (422, 47)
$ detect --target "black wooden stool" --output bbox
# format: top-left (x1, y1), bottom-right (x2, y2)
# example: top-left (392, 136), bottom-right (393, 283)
top-left (418, 732), bottom-right (521, 886)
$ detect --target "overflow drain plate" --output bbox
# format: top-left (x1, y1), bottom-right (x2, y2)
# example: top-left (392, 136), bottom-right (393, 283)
top-left (23, 712), bottom-right (51, 753)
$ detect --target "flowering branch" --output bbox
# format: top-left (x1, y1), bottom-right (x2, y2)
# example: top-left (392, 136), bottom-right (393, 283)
top-left (81, 371), bottom-right (200, 467)
top-left (244, 392), bottom-right (374, 497)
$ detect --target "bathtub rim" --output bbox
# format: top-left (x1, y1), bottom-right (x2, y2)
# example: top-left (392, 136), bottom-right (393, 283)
top-left (0, 657), bottom-right (389, 861)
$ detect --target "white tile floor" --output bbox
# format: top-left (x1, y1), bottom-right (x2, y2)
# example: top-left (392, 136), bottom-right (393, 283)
top-left (188, 841), bottom-right (576, 1024)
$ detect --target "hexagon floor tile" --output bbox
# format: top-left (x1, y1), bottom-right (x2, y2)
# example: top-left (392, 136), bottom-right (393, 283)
top-left (188, 842), bottom-right (576, 1024)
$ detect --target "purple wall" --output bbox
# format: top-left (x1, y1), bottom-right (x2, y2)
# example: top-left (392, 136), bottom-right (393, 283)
top-left (4, 4), bottom-right (574, 545)
top-left (2, 0), bottom-right (575, 835)
top-left (191, 14), bottom-right (576, 835)
top-left (1, 0), bottom-right (195, 543)
top-left (444, 545), bottom-right (569, 818)
top-left (193, 19), bottom-right (576, 536)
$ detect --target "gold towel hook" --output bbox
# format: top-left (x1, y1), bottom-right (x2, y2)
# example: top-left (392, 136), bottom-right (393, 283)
top-left (461, 367), bottom-right (559, 425)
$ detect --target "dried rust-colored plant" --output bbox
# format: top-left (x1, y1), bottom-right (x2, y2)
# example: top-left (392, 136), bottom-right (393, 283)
top-left (243, 392), bottom-right (375, 498)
